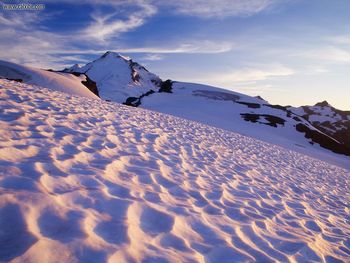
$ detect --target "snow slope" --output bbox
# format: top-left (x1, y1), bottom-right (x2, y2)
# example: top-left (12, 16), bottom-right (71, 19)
top-left (141, 82), bottom-right (350, 168)
top-left (0, 60), bottom-right (98, 99)
top-left (1, 79), bottom-right (349, 262)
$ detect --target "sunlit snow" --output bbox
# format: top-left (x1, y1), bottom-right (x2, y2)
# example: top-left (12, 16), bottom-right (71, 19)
top-left (0, 79), bottom-right (349, 262)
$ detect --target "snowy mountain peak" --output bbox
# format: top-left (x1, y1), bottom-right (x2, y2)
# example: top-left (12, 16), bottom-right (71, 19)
top-left (62, 52), bottom-right (162, 103)
top-left (100, 51), bottom-right (131, 61)
top-left (63, 63), bottom-right (81, 73)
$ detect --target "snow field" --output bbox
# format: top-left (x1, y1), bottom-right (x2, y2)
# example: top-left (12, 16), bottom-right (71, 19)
top-left (0, 79), bottom-right (349, 262)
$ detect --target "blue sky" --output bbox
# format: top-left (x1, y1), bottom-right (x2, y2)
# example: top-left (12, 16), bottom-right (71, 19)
top-left (1, 0), bottom-right (350, 109)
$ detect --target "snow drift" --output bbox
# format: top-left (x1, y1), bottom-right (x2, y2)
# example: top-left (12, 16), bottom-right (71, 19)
top-left (0, 79), bottom-right (349, 262)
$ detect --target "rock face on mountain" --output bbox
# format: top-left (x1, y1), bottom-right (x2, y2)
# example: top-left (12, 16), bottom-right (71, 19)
top-left (289, 102), bottom-right (350, 148)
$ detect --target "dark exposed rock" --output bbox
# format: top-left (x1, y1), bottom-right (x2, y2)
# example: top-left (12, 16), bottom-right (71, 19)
top-left (130, 60), bottom-right (149, 73)
top-left (159, 79), bottom-right (173, 93)
top-left (125, 97), bottom-right (140, 107)
top-left (124, 90), bottom-right (155, 107)
top-left (240, 113), bottom-right (286, 128)
top-left (71, 72), bottom-right (82, 77)
top-left (295, 123), bottom-right (350, 156)
top-left (100, 51), bottom-right (111, 59)
top-left (236, 101), bottom-right (261, 108)
top-left (264, 115), bottom-right (286, 127)
top-left (129, 60), bottom-right (141, 83)
top-left (5, 78), bottom-right (23, 83)
top-left (241, 113), bottom-right (260, 123)
top-left (315, 100), bottom-right (330, 107)
top-left (293, 116), bottom-right (302, 122)
top-left (300, 106), bottom-right (314, 117)
top-left (57, 70), bottom-right (99, 97)
top-left (81, 75), bottom-right (99, 97)
top-left (316, 121), bottom-right (350, 147)
top-left (291, 102), bottom-right (350, 149)
top-left (192, 90), bottom-right (240, 101)
top-left (123, 79), bottom-right (172, 107)
top-left (151, 78), bottom-right (162, 87)
top-left (265, 104), bottom-right (287, 111)
top-left (255, 95), bottom-right (265, 101)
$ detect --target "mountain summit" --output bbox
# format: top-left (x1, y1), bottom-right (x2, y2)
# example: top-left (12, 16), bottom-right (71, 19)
top-left (315, 100), bottom-right (331, 107)
top-left (63, 51), bottom-right (162, 103)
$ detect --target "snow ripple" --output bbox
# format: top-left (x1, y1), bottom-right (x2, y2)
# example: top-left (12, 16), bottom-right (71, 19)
top-left (0, 79), bottom-right (349, 262)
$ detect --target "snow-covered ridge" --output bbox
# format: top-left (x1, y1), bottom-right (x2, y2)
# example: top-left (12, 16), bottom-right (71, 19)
top-left (140, 82), bottom-right (350, 164)
top-left (0, 79), bottom-right (349, 262)
top-left (0, 60), bottom-right (98, 99)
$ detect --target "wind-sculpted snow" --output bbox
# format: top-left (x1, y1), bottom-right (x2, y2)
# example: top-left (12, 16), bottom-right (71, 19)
top-left (0, 79), bottom-right (349, 262)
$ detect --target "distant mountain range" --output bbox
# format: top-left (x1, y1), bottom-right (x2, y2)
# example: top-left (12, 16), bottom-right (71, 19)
top-left (1, 52), bottom-right (349, 165)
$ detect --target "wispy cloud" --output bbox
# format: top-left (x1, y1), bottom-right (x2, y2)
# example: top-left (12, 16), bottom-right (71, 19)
top-left (142, 53), bottom-right (164, 61)
top-left (106, 40), bottom-right (233, 54)
top-left (82, 1), bottom-right (157, 42)
top-left (233, 84), bottom-right (284, 96)
top-left (329, 35), bottom-right (350, 45)
top-left (295, 46), bottom-right (350, 64)
top-left (156, 0), bottom-right (282, 18)
top-left (173, 65), bottom-right (295, 97)
top-left (194, 65), bottom-right (295, 87)
top-left (0, 11), bottom-right (71, 68)
top-left (0, 0), bottom-right (234, 68)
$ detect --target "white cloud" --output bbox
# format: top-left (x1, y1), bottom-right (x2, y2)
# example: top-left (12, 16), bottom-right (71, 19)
top-left (207, 65), bottom-right (294, 83)
top-left (82, 1), bottom-right (156, 42)
top-left (155, 0), bottom-right (282, 18)
top-left (142, 53), bottom-right (164, 61)
top-left (233, 84), bottom-right (284, 95)
top-left (0, 0), bottom-right (272, 68)
top-left (329, 35), bottom-right (350, 45)
top-left (0, 0), bottom-right (158, 68)
top-left (0, 8), bottom-right (232, 68)
top-left (296, 46), bottom-right (350, 64)
top-left (106, 40), bottom-right (233, 54)
top-left (28, 0), bottom-right (281, 18)
top-left (0, 10), bottom-right (43, 27)
top-left (0, 12), bottom-right (69, 68)
top-left (185, 65), bottom-right (295, 88)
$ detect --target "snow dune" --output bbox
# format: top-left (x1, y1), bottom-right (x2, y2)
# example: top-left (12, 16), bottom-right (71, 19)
top-left (0, 79), bottom-right (349, 262)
